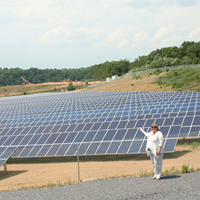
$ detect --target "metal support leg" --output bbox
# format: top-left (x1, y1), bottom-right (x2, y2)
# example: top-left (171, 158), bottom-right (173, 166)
top-left (3, 162), bottom-right (7, 174)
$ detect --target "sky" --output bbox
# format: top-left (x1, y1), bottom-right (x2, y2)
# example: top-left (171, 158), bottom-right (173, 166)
top-left (0, 0), bottom-right (200, 70)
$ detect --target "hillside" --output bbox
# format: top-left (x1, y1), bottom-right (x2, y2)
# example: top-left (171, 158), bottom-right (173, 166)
top-left (0, 67), bottom-right (199, 97)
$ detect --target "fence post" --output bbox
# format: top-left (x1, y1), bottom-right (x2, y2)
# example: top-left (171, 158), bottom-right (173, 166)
top-left (77, 144), bottom-right (80, 182)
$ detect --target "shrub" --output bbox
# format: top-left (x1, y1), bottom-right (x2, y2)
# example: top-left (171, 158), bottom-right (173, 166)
top-left (153, 68), bottom-right (163, 75)
top-left (165, 68), bottom-right (169, 72)
top-left (23, 91), bottom-right (27, 95)
top-left (182, 164), bottom-right (189, 173)
top-left (67, 82), bottom-right (75, 91)
top-left (53, 87), bottom-right (57, 91)
top-left (131, 83), bottom-right (134, 86)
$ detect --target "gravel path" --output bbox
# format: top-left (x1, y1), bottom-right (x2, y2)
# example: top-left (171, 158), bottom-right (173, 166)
top-left (1, 171), bottom-right (200, 200)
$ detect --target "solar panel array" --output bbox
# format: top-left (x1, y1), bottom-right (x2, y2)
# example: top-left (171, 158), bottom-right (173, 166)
top-left (0, 91), bottom-right (200, 168)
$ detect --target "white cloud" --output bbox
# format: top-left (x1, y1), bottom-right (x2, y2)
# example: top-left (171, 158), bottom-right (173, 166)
top-left (35, 26), bottom-right (71, 45)
top-left (117, 40), bottom-right (129, 48)
top-left (149, 24), bottom-right (175, 43)
top-left (106, 30), bottom-right (121, 42)
top-left (189, 27), bottom-right (200, 38)
top-left (133, 31), bottom-right (148, 42)
top-left (1, 0), bottom-right (200, 69)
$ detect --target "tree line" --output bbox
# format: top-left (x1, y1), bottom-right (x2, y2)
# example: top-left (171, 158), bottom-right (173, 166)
top-left (0, 67), bottom-right (92, 86)
top-left (0, 41), bottom-right (199, 86)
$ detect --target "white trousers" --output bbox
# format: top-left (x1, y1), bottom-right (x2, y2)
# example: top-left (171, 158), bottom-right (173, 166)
top-left (149, 152), bottom-right (163, 179)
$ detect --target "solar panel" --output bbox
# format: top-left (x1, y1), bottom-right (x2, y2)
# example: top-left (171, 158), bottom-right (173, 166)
top-left (0, 91), bottom-right (200, 168)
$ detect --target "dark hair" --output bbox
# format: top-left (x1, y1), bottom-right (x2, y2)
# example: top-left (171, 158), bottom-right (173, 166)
top-left (151, 123), bottom-right (159, 131)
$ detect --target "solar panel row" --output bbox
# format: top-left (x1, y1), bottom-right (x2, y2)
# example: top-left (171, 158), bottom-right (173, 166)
top-left (0, 91), bottom-right (199, 169)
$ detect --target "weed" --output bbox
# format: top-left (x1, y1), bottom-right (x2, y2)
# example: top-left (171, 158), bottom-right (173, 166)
top-left (189, 166), bottom-right (195, 172)
top-left (23, 91), bottom-right (27, 95)
top-left (182, 164), bottom-right (189, 173)
top-left (131, 83), bottom-right (134, 86)
top-left (57, 181), bottom-right (63, 186)
top-left (20, 184), bottom-right (26, 189)
top-left (132, 74), bottom-right (141, 80)
top-left (68, 178), bottom-right (71, 185)
top-left (190, 142), bottom-right (200, 150)
top-left (47, 181), bottom-right (53, 187)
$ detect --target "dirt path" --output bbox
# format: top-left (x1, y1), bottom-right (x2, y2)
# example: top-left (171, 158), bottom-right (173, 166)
top-left (0, 146), bottom-right (199, 191)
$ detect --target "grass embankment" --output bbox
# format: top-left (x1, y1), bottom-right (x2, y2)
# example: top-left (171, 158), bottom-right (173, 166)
top-left (0, 83), bottom-right (85, 97)
top-left (152, 67), bottom-right (200, 92)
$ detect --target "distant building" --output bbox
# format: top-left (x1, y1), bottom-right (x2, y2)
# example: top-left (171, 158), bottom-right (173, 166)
top-left (112, 75), bottom-right (119, 81)
top-left (106, 77), bottom-right (112, 82)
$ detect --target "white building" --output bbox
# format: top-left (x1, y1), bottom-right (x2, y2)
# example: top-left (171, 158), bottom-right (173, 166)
top-left (106, 77), bottom-right (112, 82)
top-left (112, 75), bottom-right (119, 81)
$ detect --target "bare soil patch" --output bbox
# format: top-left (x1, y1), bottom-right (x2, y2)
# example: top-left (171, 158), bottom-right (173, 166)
top-left (0, 146), bottom-right (199, 191)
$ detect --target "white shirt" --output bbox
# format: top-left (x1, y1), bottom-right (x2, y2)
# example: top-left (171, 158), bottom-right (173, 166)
top-left (145, 131), bottom-right (164, 156)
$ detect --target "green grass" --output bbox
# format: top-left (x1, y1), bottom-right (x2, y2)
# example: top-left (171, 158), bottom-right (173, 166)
top-left (182, 164), bottom-right (189, 173)
top-left (152, 67), bottom-right (200, 91)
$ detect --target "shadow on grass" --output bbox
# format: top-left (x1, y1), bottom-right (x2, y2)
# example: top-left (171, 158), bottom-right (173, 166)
top-left (0, 170), bottom-right (28, 181)
top-left (6, 150), bottom-right (191, 165)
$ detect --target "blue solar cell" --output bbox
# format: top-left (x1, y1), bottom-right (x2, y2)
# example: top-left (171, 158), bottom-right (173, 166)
top-left (28, 135), bottom-right (42, 145)
top-left (20, 135), bottom-right (33, 145)
top-left (74, 131), bottom-right (87, 143)
top-left (117, 121), bottom-right (128, 129)
top-left (182, 116), bottom-right (193, 126)
top-left (113, 129), bottom-right (126, 140)
top-left (189, 127), bottom-right (200, 137)
top-left (168, 126), bottom-right (181, 138)
top-left (0, 137), bottom-right (8, 146)
top-left (179, 127), bottom-right (190, 137)
top-left (103, 130), bottom-right (116, 141)
top-left (108, 122), bottom-right (119, 130)
top-left (64, 132), bottom-right (78, 143)
top-left (42, 126), bottom-right (53, 133)
top-left (13, 127), bottom-right (24, 135)
top-left (134, 129), bottom-right (145, 140)
top-left (46, 134), bottom-right (59, 144)
top-left (117, 141), bottom-right (132, 154)
top-left (86, 143), bottom-right (100, 154)
top-left (36, 134), bottom-right (50, 144)
top-left (6, 128), bottom-right (17, 136)
top-left (126, 120), bottom-right (136, 128)
top-left (19, 145), bottom-right (34, 157)
top-left (106, 142), bottom-right (120, 154)
top-left (139, 140), bottom-right (147, 153)
top-left (78, 143), bottom-right (90, 155)
top-left (0, 146), bottom-right (16, 159)
top-left (83, 123), bottom-right (93, 131)
top-left (93, 130), bottom-right (106, 141)
top-left (163, 118), bottom-right (174, 126)
top-left (127, 140), bottom-right (142, 153)
top-left (11, 146), bottom-right (25, 157)
top-left (29, 145), bottom-right (43, 157)
top-left (56, 144), bottom-right (70, 156)
top-left (66, 124), bottom-right (77, 132)
top-left (74, 124), bottom-right (85, 132)
top-left (91, 122), bottom-right (101, 130)
top-left (37, 145), bottom-right (51, 157)
top-left (163, 138), bottom-right (177, 152)
top-left (173, 117), bottom-right (184, 125)
top-left (66, 144), bottom-right (77, 155)
top-left (144, 119), bottom-right (155, 127)
top-left (192, 116), bottom-right (200, 125)
top-left (96, 142), bottom-right (110, 154)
